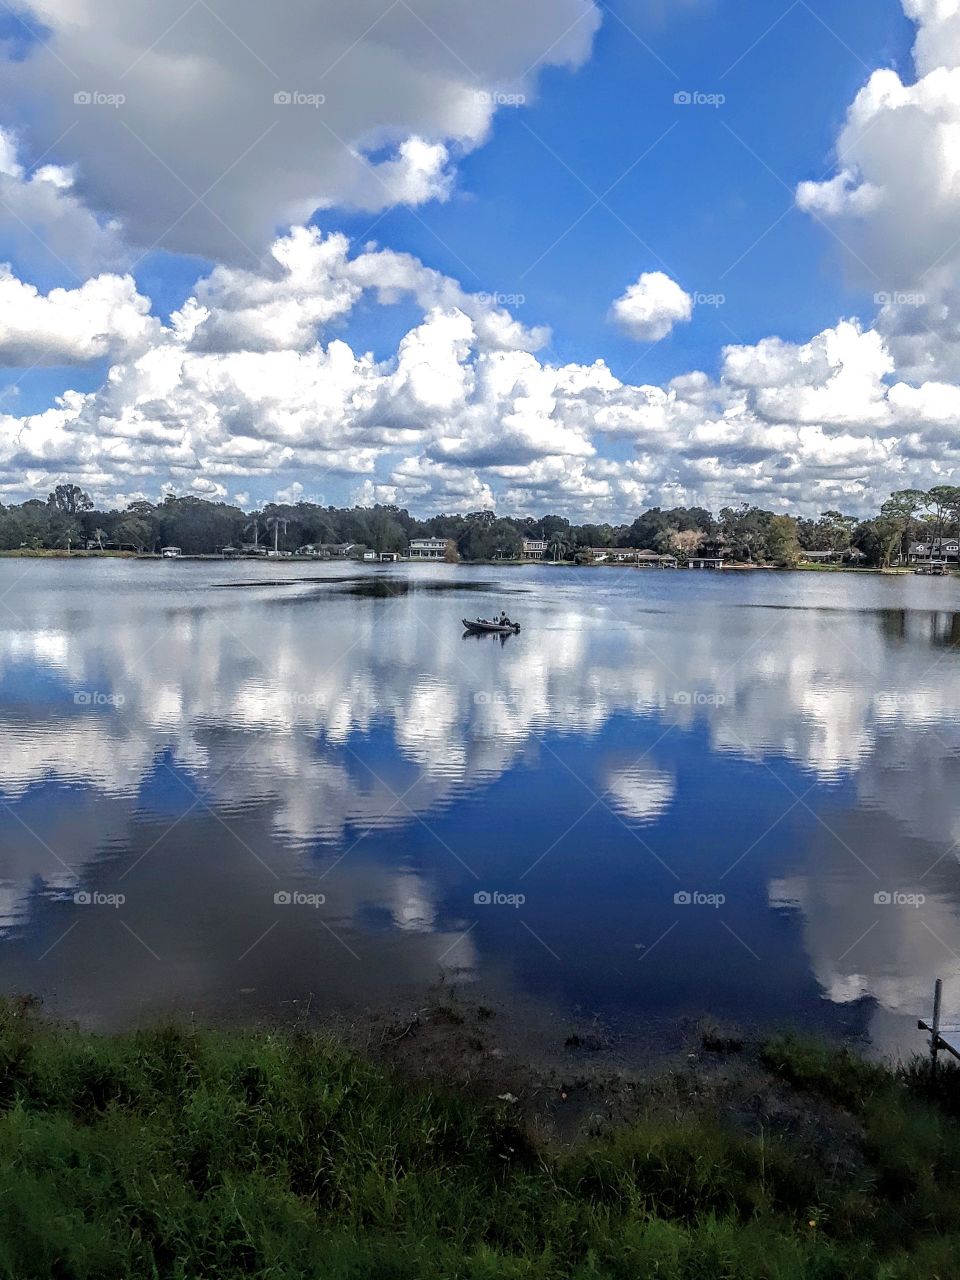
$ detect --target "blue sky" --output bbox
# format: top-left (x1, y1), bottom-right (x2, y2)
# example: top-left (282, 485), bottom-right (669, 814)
top-left (0, 0), bottom-right (955, 517)
top-left (324, 0), bottom-right (912, 378)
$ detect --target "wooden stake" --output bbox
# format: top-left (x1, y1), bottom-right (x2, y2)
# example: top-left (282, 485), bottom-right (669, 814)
top-left (932, 978), bottom-right (943, 1072)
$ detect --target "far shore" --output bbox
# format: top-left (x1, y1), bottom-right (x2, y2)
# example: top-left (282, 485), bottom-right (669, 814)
top-left (0, 548), bottom-right (932, 574)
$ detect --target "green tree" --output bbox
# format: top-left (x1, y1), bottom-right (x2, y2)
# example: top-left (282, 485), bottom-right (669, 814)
top-left (456, 515), bottom-right (520, 561)
top-left (113, 515), bottom-right (151, 552)
top-left (575, 523), bottom-right (615, 550)
top-left (923, 485), bottom-right (960, 559)
top-left (536, 515), bottom-right (571, 540)
top-left (853, 517), bottom-right (896, 567)
top-left (766, 515), bottom-right (801, 567)
top-left (160, 496), bottom-right (246, 554)
top-left (367, 507), bottom-right (407, 554)
top-left (547, 533), bottom-right (570, 563)
top-left (48, 483), bottom-right (93, 516)
top-left (879, 490), bottom-right (925, 566)
top-left (718, 504), bottom-right (775, 562)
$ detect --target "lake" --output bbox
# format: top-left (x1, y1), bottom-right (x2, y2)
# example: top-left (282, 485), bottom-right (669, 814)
top-left (1, 558), bottom-right (958, 1057)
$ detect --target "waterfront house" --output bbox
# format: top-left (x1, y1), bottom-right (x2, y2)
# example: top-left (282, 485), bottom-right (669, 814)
top-left (688, 554), bottom-right (725, 570)
top-left (587, 548), bottom-right (677, 567)
top-left (908, 539), bottom-right (960, 565)
top-left (521, 538), bottom-right (548, 560)
top-left (634, 550), bottom-right (678, 568)
top-left (160, 546), bottom-right (182, 558)
top-left (801, 548), bottom-right (868, 566)
top-left (407, 537), bottom-right (452, 560)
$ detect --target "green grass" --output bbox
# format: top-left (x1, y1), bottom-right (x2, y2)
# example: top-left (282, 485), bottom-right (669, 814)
top-left (1, 1006), bottom-right (959, 1278)
top-left (0, 549), bottom-right (135, 558)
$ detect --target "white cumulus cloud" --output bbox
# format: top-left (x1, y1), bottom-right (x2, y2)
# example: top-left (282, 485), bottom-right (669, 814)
top-left (796, 1), bottom-right (960, 314)
top-left (609, 272), bottom-right (693, 342)
top-left (4, 0), bottom-right (960, 520)
top-left (1, 0), bottom-right (600, 259)
top-left (0, 218), bottom-right (958, 520)
top-left (0, 265), bottom-right (156, 365)
top-left (0, 127), bottom-right (127, 274)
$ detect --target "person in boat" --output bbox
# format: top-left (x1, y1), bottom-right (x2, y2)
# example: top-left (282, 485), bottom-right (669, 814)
top-left (499, 611), bottom-right (511, 627)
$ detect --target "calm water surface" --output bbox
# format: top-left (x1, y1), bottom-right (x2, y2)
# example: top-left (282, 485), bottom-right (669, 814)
top-left (1, 559), bottom-right (959, 1055)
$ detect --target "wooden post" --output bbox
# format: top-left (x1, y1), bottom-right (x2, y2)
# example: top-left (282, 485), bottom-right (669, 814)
top-left (932, 978), bottom-right (943, 1072)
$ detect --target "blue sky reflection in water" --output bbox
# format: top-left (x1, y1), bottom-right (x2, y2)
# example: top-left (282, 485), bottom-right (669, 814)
top-left (1, 559), bottom-right (959, 1057)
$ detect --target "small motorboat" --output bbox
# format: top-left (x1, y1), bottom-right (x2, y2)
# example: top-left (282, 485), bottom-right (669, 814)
top-left (462, 617), bottom-right (521, 635)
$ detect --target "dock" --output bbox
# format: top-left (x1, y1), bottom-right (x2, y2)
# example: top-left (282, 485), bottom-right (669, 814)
top-left (918, 978), bottom-right (960, 1067)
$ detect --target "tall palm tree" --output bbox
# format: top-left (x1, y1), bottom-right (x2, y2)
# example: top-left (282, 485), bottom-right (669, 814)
top-left (547, 534), bottom-right (569, 563)
top-left (266, 516), bottom-right (288, 555)
top-left (243, 516), bottom-right (261, 548)
top-left (93, 527), bottom-right (106, 550)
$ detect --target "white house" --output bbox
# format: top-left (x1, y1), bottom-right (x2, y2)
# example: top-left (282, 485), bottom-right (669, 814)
top-left (408, 538), bottom-right (451, 560)
top-left (521, 538), bottom-right (548, 560)
top-left (689, 555), bottom-right (725, 570)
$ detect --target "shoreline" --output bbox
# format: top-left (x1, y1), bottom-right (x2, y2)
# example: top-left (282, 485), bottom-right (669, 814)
top-left (0, 548), bottom-right (927, 574)
top-left (1, 995), bottom-right (956, 1277)
top-left (11, 981), bottom-right (900, 1140)
top-left (4, 990), bottom-right (866, 1141)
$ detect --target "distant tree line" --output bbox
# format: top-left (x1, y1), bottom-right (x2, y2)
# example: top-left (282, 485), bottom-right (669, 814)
top-left (3, 483), bottom-right (960, 567)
